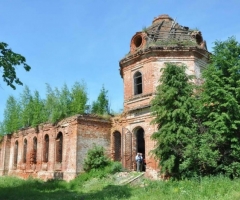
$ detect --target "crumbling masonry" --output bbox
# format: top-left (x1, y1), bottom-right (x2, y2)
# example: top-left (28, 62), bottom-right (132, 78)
top-left (0, 14), bottom-right (210, 180)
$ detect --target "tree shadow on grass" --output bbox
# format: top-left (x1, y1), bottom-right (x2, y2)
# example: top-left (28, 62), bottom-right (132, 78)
top-left (79, 184), bottom-right (132, 200)
top-left (0, 178), bottom-right (132, 200)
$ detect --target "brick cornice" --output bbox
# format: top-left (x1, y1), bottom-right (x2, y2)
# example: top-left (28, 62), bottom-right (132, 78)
top-left (119, 46), bottom-right (210, 77)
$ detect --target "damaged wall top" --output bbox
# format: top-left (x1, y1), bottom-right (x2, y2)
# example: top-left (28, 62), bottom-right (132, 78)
top-left (121, 14), bottom-right (208, 64)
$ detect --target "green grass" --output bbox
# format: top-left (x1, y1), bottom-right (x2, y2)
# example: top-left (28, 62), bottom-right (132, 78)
top-left (1, 173), bottom-right (240, 200)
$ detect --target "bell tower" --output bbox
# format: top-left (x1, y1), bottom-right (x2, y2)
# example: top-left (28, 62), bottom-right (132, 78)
top-left (116, 14), bottom-right (210, 177)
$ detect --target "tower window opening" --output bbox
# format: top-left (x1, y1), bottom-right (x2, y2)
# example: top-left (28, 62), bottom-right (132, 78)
top-left (134, 71), bottom-right (143, 95)
top-left (133, 35), bottom-right (143, 48)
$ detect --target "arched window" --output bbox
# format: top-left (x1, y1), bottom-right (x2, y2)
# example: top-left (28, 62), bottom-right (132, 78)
top-left (113, 131), bottom-right (121, 161)
top-left (23, 139), bottom-right (27, 163)
top-left (43, 134), bottom-right (49, 162)
top-left (134, 71), bottom-right (142, 95)
top-left (32, 137), bottom-right (37, 164)
top-left (14, 140), bottom-right (18, 167)
top-left (56, 132), bottom-right (63, 163)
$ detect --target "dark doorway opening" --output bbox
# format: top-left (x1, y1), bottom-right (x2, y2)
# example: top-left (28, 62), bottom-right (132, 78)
top-left (136, 127), bottom-right (146, 171)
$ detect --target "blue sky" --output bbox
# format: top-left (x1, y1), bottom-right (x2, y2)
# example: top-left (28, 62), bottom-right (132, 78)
top-left (0, 0), bottom-right (240, 122)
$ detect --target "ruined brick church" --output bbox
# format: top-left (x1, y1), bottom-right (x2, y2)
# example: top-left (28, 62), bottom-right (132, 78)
top-left (0, 14), bottom-right (210, 181)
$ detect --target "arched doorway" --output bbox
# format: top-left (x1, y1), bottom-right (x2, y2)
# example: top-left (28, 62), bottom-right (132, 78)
top-left (136, 127), bottom-right (145, 155)
top-left (112, 131), bottom-right (121, 161)
top-left (135, 127), bottom-right (145, 171)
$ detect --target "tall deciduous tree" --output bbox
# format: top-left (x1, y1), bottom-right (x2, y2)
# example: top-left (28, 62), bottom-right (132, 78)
top-left (0, 122), bottom-right (4, 136)
top-left (58, 83), bottom-right (72, 119)
top-left (31, 90), bottom-right (46, 127)
top-left (91, 86), bottom-right (110, 115)
top-left (0, 42), bottom-right (31, 89)
top-left (199, 37), bottom-right (240, 178)
top-left (4, 96), bottom-right (21, 133)
top-left (70, 81), bottom-right (88, 114)
top-left (19, 86), bottom-right (33, 127)
top-left (151, 63), bottom-right (197, 179)
top-left (45, 84), bottom-right (59, 123)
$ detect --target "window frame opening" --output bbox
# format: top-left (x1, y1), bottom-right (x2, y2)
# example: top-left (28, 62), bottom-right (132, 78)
top-left (23, 139), bottom-right (27, 164)
top-left (134, 71), bottom-right (143, 95)
top-left (43, 134), bottom-right (49, 162)
top-left (56, 132), bottom-right (63, 163)
top-left (14, 140), bottom-right (18, 167)
top-left (112, 131), bottom-right (121, 162)
top-left (32, 137), bottom-right (37, 164)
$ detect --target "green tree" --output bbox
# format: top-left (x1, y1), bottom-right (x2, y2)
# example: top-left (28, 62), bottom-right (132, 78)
top-left (199, 37), bottom-right (240, 178)
top-left (151, 63), bottom-right (197, 179)
top-left (0, 122), bottom-right (4, 136)
top-left (91, 86), bottom-right (110, 115)
top-left (45, 84), bottom-right (60, 123)
top-left (3, 96), bottom-right (21, 133)
top-left (83, 144), bottom-right (110, 172)
top-left (19, 86), bottom-right (33, 127)
top-left (31, 90), bottom-right (46, 127)
top-left (58, 83), bottom-right (72, 119)
top-left (0, 42), bottom-right (31, 89)
top-left (70, 81), bottom-right (88, 115)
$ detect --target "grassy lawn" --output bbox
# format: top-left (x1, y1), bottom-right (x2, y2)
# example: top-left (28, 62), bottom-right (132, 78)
top-left (1, 173), bottom-right (240, 200)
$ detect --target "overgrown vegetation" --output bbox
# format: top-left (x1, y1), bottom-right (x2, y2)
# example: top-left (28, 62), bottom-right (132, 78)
top-left (151, 37), bottom-right (240, 179)
top-left (91, 86), bottom-right (110, 115)
top-left (148, 39), bottom-right (197, 48)
top-left (151, 63), bottom-right (197, 179)
top-left (1, 173), bottom-right (240, 200)
top-left (0, 83), bottom-right (111, 135)
top-left (83, 144), bottom-right (110, 172)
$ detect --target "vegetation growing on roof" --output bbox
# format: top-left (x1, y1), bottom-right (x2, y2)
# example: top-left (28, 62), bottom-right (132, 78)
top-left (148, 39), bottom-right (197, 48)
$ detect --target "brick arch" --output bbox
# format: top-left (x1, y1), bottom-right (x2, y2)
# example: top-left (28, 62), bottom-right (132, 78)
top-left (112, 130), bottom-right (122, 162)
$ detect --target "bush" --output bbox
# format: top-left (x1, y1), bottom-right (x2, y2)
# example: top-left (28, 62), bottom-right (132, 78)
top-left (83, 144), bottom-right (110, 172)
top-left (108, 161), bottom-right (123, 174)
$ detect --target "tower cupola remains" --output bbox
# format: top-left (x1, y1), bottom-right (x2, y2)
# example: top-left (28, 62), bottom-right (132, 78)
top-left (120, 14), bottom-right (208, 76)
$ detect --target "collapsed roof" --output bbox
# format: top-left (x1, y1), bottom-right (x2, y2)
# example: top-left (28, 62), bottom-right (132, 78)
top-left (126, 14), bottom-right (207, 57)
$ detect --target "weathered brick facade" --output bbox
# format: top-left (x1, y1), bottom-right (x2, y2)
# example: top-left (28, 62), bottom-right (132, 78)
top-left (113, 14), bottom-right (210, 178)
top-left (0, 14), bottom-right (211, 181)
top-left (0, 115), bottom-right (111, 181)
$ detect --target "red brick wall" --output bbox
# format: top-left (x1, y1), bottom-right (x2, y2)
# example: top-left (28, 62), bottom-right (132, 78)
top-left (118, 48), bottom-right (210, 179)
top-left (0, 115), bottom-right (111, 181)
top-left (76, 116), bottom-right (111, 173)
